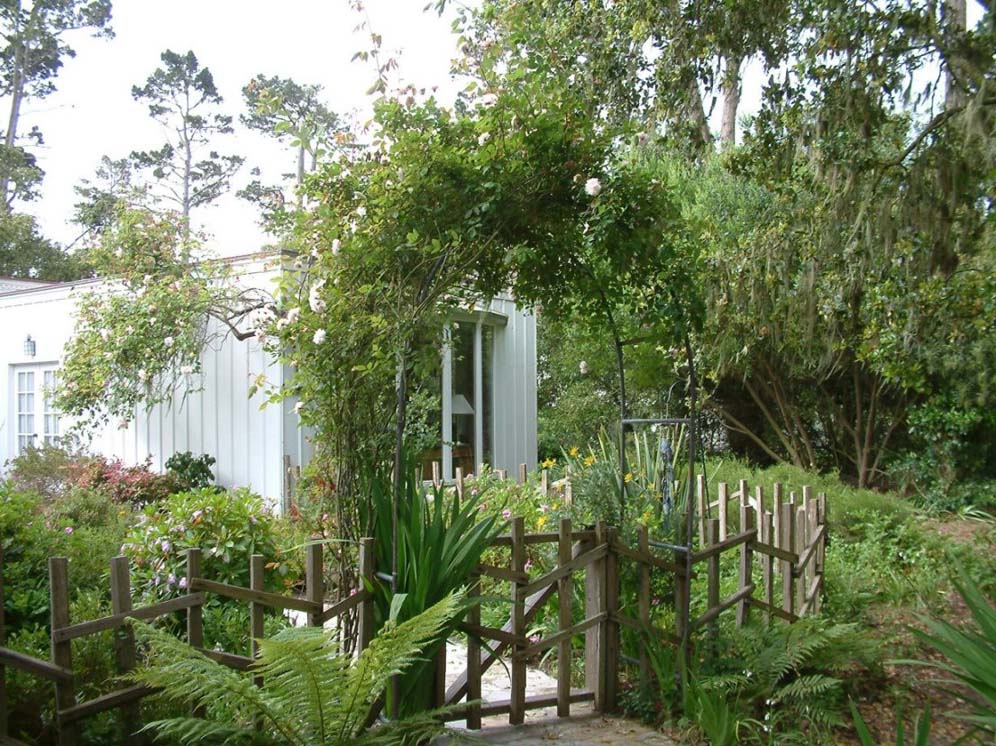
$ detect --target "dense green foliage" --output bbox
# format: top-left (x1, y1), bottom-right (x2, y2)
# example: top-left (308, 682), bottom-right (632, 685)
top-left (127, 591), bottom-right (466, 745)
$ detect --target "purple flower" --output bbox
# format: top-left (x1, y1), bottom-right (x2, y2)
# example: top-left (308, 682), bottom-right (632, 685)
top-left (178, 577), bottom-right (188, 590)
top-left (64, 526), bottom-right (74, 535)
top-left (524, 559), bottom-right (534, 572)
top-left (502, 509), bottom-right (512, 519)
top-left (160, 539), bottom-right (171, 552)
top-left (167, 574), bottom-right (177, 587)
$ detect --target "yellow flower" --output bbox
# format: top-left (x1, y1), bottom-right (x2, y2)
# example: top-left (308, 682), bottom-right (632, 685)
top-left (583, 455), bottom-right (595, 467)
top-left (541, 457), bottom-right (556, 469)
top-left (568, 446), bottom-right (580, 457)
top-left (624, 472), bottom-right (633, 483)
top-left (552, 503), bottom-right (559, 510)
top-left (536, 515), bottom-right (548, 529)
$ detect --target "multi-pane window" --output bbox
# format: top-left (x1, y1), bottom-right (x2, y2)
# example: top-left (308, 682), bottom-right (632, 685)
top-left (13, 366), bottom-right (60, 454)
top-left (16, 370), bottom-right (35, 454)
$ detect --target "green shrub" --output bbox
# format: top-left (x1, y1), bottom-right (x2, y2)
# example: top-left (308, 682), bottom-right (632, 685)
top-left (164, 451), bottom-right (217, 491)
top-left (123, 487), bottom-right (296, 601)
top-left (0, 483), bottom-right (132, 632)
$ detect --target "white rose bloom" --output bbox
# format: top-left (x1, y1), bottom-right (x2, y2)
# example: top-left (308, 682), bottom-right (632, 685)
top-left (164, 336), bottom-right (174, 347)
top-left (309, 283), bottom-right (326, 314)
top-left (478, 132), bottom-right (491, 146)
top-left (584, 178), bottom-right (602, 197)
top-left (286, 307), bottom-right (300, 324)
top-left (313, 329), bottom-right (327, 344)
top-left (479, 92), bottom-right (498, 108)
top-left (255, 329), bottom-right (267, 343)
top-left (294, 401), bottom-right (305, 415)
top-left (180, 364), bottom-right (194, 375)
top-left (138, 369), bottom-right (148, 381)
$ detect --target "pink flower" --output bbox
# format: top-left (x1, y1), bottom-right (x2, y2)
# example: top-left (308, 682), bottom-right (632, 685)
top-left (160, 539), bottom-right (171, 552)
top-left (502, 509), bottom-right (512, 519)
top-left (64, 526), bottom-right (74, 535)
top-left (178, 577), bottom-right (188, 590)
top-left (524, 559), bottom-right (534, 572)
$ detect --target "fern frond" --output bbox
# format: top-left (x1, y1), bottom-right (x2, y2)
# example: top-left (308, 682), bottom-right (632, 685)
top-left (139, 717), bottom-right (275, 745)
top-left (332, 589), bottom-right (466, 741)
top-left (775, 674), bottom-right (842, 703)
top-left (252, 628), bottom-right (352, 744)
top-left (128, 620), bottom-right (282, 731)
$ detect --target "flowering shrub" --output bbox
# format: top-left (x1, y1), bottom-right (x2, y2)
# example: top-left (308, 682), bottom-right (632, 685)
top-left (6, 442), bottom-right (180, 506)
top-left (69, 454), bottom-right (180, 506)
top-left (123, 487), bottom-right (298, 601)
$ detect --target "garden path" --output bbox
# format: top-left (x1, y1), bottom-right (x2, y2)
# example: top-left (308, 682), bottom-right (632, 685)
top-left (442, 641), bottom-right (679, 745)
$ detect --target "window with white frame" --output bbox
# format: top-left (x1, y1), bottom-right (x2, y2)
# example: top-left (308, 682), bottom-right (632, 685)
top-left (13, 365), bottom-right (61, 454)
top-left (16, 370), bottom-right (35, 454)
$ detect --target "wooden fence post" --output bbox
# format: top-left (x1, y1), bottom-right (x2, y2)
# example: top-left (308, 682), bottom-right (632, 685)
top-left (815, 494), bottom-right (827, 615)
top-left (795, 505), bottom-right (807, 614)
top-left (593, 522), bottom-right (610, 710)
top-left (110, 556), bottom-right (142, 745)
top-left (717, 482), bottom-right (729, 541)
top-left (454, 468), bottom-right (464, 502)
top-left (604, 527), bottom-right (619, 711)
top-left (772, 483), bottom-right (783, 573)
top-left (250, 554), bottom-right (265, 688)
top-left (466, 571), bottom-right (482, 730)
top-left (306, 542), bottom-right (323, 628)
top-left (762, 511), bottom-right (774, 625)
top-left (696, 475), bottom-right (707, 548)
top-left (706, 519), bottom-right (721, 638)
top-left (510, 517), bottom-right (526, 725)
top-left (584, 528), bottom-right (601, 699)
top-left (186, 549), bottom-right (203, 649)
top-left (557, 518), bottom-right (573, 717)
top-left (49, 557), bottom-right (77, 746)
top-left (780, 503), bottom-right (795, 618)
top-left (737, 507), bottom-right (755, 627)
top-left (357, 539), bottom-right (375, 655)
top-left (637, 525), bottom-right (651, 686)
top-left (518, 463), bottom-right (528, 484)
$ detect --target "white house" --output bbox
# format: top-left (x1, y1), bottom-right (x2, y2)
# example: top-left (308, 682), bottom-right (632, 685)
top-left (0, 254), bottom-right (537, 505)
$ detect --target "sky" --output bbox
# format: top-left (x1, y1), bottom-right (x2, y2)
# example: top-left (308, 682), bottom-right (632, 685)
top-left (16, 0), bottom-right (471, 255)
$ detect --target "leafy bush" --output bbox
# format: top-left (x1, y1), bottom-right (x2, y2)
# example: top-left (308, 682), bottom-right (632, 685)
top-left (0, 483), bottom-right (132, 632)
top-left (693, 619), bottom-right (883, 742)
top-left (164, 451), bottom-right (217, 491)
top-left (69, 454), bottom-right (180, 506)
top-left (6, 442), bottom-right (181, 507)
top-left (123, 487), bottom-right (295, 601)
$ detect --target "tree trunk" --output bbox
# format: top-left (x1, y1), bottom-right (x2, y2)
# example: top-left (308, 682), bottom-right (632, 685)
top-left (720, 53), bottom-right (742, 147)
top-left (685, 77), bottom-right (713, 152)
top-left (943, 0), bottom-right (967, 110)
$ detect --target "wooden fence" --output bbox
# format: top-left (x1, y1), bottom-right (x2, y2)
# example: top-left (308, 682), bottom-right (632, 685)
top-left (0, 472), bottom-right (827, 743)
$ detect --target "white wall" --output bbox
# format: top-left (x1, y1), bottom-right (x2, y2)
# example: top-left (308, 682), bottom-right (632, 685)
top-left (0, 262), bottom-right (290, 506)
top-left (0, 270), bottom-right (538, 504)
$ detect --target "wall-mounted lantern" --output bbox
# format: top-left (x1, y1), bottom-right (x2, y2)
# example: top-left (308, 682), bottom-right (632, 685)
top-left (23, 335), bottom-right (36, 357)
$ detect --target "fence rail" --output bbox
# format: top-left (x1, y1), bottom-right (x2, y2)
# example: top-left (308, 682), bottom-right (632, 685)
top-left (0, 471), bottom-right (827, 742)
